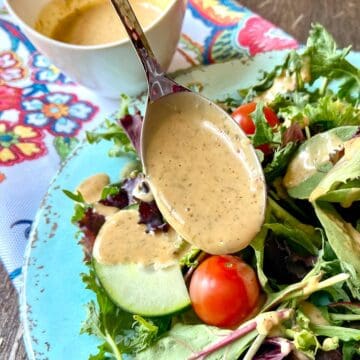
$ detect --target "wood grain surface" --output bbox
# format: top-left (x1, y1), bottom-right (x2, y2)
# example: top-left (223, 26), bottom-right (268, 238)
top-left (1, 1), bottom-right (359, 359)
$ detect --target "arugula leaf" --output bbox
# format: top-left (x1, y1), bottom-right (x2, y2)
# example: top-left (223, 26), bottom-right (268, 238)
top-left (239, 50), bottom-right (304, 102)
top-left (80, 266), bottom-right (169, 360)
top-left (122, 315), bottom-right (159, 353)
top-left (264, 142), bottom-right (298, 182)
top-left (86, 119), bottom-right (137, 157)
top-left (304, 24), bottom-right (360, 103)
top-left (86, 95), bottom-right (139, 157)
top-left (63, 189), bottom-right (85, 203)
top-left (117, 94), bottom-right (131, 118)
top-left (81, 267), bottom-right (130, 360)
top-left (304, 95), bottom-right (360, 130)
top-left (179, 247), bottom-right (201, 268)
top-left (63, 189), bottom-right (91, 223)
top-left (101, 184), bottom-right (121, 200)
top-left (250, 101), bottom-right (276, 147)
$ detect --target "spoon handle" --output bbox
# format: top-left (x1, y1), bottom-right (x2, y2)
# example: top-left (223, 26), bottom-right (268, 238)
top-left (110, 0), bottom-right (185, 101)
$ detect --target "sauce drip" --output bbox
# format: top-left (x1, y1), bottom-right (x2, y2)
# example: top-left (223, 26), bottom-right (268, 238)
top-left (143, 92), bottom-right (266, 255)
top-left (93, 209), bottom-right (185, 265)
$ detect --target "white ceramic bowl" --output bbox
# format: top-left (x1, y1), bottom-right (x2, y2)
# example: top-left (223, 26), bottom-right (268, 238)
top-left (5, 0), bottom-right (186, 98)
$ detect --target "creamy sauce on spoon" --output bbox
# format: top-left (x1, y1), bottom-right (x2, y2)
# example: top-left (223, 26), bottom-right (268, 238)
top-left (143, 92), bottom-right (266, 255)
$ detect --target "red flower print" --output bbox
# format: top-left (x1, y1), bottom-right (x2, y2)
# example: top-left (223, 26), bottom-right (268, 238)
top-left (237, 16), bottom-right (298, 56)
top-left (0, 172), bottom-right (5, 183)
top-left (0, 85), bottom-right (22, 111)
top-left (0, 51), bottom-right (26, 84)
top-left (0, 121), bottom-right (47, 166)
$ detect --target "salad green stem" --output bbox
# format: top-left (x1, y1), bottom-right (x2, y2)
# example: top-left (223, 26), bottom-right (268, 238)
top-left (319, 77), bottom-right (329, 96)
top-left (187, 323), bottom-right (257, 360)
top-left (105, 330), bottom-right (123, 360)
top-left (188, 309), bottom-right (292, 360)
top-left (329, 313), bottom-right (360, 322)
top-left (291, 273), bottom-right (349, 299)
top-left (242, 334), bottom-right (267, 360)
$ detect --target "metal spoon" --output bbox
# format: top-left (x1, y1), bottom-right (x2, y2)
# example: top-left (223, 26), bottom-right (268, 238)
top-left (110, 0), bottom-right (267, 254)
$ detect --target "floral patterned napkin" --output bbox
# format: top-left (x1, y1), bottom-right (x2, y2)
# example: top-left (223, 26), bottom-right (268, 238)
top-left (0, 0), bottom-right (298, 289)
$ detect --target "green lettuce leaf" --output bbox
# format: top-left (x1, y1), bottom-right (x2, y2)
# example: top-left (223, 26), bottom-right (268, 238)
top-left (313, 202), bottom-right (360, 299)
top-left (310, 137), bottom-right (360, 202)
top-left (283, 126), bottom-right (358, 199)
top-left (250, 101), bottom-right (276, 147)
top-left (311, 325), bottom-right (360, 342)
top-left (80, 266), bottom-right (170, 360)
top-left (264, 142), bottom-right (298, 182)
top-left (250, 208), bottom-right (271, 293)
top-left (135, 324), bottom-right (257, 360)
top-left (304, 24), bottom-right (360, 104)
top-left (264, 223), bottom-right (319, 255)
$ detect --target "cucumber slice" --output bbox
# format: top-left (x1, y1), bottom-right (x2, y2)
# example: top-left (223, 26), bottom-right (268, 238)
top-left (94, 260), bottom-right (190, 316)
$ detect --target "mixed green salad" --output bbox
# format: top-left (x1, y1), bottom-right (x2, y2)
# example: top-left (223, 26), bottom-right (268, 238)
top-left (65, 24), bottom-right (360, 360)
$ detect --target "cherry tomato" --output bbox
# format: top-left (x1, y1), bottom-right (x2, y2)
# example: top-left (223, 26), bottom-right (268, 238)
top-left (189, 255), bottom-right (260, 328)
top-left (231, 102), bottom-right (279, 135)
top-left (231, 102), bottom-right (279, 154)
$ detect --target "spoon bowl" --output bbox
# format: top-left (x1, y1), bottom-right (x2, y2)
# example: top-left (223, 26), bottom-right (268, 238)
top-left (110, 0), bottom-right (267, 253)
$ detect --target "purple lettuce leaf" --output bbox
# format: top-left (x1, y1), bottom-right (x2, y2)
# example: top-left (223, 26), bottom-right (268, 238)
top-left (315, 349), bottom-right (342, 360)
top-left (99, 189), bottom-right (129, 209)
top-left (122, 175), bottom-right (144, 203)
top-left (264, 236), bottom-right (317, 285)
top-left (254, 337), bottom-right (294, 360)
top-left (138, 200), bottom-right (169, 233)
top-left (99, 174), bottom-right (144, 209)
top-left (282, 123), bottom-right (305, 145)
top-left (119, 112), bottom-right (143, 155)
top-left (78, 208), bottom-right (106, 260)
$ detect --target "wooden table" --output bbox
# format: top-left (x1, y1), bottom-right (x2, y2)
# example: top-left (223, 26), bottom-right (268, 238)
top-left (1, 1), bottom-right (358, 358)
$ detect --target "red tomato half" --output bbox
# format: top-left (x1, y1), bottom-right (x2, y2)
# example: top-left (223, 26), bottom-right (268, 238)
top-left (189, 255), bottom-right (260, 328)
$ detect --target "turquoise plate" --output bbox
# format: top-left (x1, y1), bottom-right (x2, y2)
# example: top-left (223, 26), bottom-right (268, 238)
top-left (22, 51), bottom-right (360, 359)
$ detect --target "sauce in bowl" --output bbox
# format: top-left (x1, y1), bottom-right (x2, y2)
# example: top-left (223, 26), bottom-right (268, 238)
top-left (35, 0), bottom-right (165, 45)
